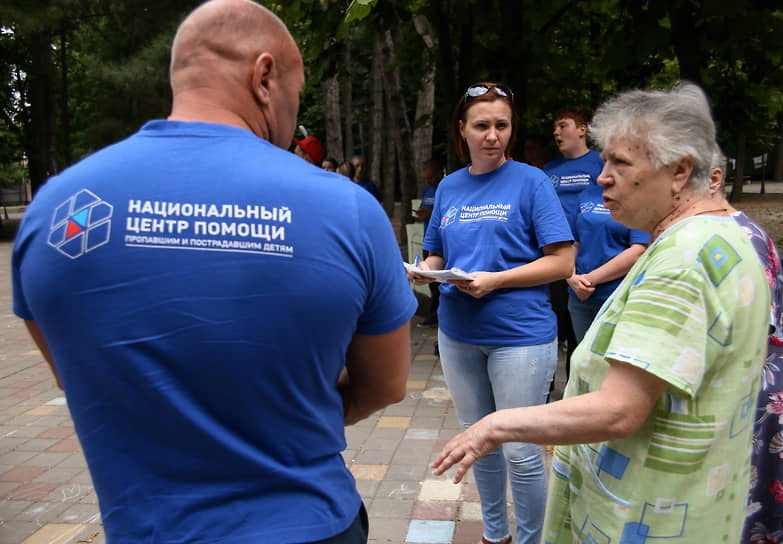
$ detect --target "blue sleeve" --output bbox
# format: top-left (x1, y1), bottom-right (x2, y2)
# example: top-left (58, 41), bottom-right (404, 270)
top-left (354, 192), bottom-right (417, 335)
top-left (530, 178), bottom-right (573, 248)
top-left (629, 228), bottom-right (650, 245)
top-left (422, 189), bottom-right (444, 254)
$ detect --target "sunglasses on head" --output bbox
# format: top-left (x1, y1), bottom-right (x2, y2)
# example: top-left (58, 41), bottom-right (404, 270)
top-left (465, 84), bottom-right (514, 101)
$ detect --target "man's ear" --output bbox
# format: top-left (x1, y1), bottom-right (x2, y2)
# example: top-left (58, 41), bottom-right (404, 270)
top-left (252, 52), bottom-right (275, 105)
top-left (577, 123), bottom-right (587, 138)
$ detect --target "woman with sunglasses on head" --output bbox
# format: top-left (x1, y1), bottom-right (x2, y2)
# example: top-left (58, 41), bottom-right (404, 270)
top-left (409, 83), bottom-right (574, 544)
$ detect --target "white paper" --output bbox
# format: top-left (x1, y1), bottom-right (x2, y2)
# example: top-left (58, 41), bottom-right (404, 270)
top-left (404, 262), bottom-right (474, 282)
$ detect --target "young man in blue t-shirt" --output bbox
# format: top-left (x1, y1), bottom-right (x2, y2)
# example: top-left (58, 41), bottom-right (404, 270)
top-left (543, 107), bottom-right (604, 381)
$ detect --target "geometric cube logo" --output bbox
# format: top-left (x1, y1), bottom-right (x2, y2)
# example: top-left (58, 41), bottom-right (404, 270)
top-left (47, 189), bottom-right (113, 259)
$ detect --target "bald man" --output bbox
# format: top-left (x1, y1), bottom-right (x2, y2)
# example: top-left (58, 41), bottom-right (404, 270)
top-left (11, 1), bottom-right (416, 543)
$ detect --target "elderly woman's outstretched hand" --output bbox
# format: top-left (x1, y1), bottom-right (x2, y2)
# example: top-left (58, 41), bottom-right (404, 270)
top-left (430, 413), bottom-right (500, 483)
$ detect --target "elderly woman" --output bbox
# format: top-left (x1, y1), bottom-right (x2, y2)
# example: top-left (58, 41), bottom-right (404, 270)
top-left (410, 82), bottom-right (573, 544)
top-left (431, 82), bottom-right (771, 543)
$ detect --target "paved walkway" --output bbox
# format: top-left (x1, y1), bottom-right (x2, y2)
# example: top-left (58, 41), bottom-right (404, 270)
top-left (0, 239), bottom-right (564, 544)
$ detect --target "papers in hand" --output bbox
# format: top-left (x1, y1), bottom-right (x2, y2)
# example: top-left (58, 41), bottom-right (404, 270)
top-left (404, 262), bottom-right (474, 282)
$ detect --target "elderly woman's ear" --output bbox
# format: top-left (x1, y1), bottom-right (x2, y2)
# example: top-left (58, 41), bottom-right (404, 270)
top-left (671, 155), bottom-right (693, 195)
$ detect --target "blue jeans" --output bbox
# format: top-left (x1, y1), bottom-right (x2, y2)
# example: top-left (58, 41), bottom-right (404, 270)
top-left (567, 296), bottom-right (606, 342)
top-left (438, 331), bottom-right (557, 544)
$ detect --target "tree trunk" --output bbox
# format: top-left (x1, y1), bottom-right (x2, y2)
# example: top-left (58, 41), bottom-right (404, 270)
top-left (323, 76), bottom-right (343, 162)
top-left (729, 131), bottom-right (746, 202)
top-left (412, 14), bottom-right (436, 192)
top-left (381, 25), bottom-right (417, 242)
top-left (383, 87), bottom-right (397, 218)
top-left (28, 29), bottom-right (58, 195)
top-left (666, 0), bottom-right (705, 85)
top-left (60, 22), bottom-right (72, 167)
top-left (433, 2), bottom-right (458, 172)
top-left (341, 37), bottom-right (354, 161)
top-left (370, 29), bottom-right (385, 203)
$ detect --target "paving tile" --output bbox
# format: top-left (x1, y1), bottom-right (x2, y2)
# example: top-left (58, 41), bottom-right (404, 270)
top-left (404, 428), bottom-right (440, 440)
top-left (36, 427), bottom-right (75, 440)
top-left (0, 498), bottom-right (32, 521)
top-left (43, 483), bottom-right (95, 504)
top-left (377, 480), bottom-right (421, 501)
top-left (349, 464), bottom-right (388, 481)
top-left (459, 501), bottom-right (482, 521)
top-left (354, 448), bottom-right (395, 465)
top-left (369, 498), bottom-right (414, 519)
top-left (412, 500), bottom-right (458, 521)
top-left (33, 467), bottom-right (83, 484)
top-left (7, 482), bottom-right (60, 501)
top-left (22, 406), bottom-right (60, 417)
top-left (377, 416), bottom-right (412, 429)
top-left (405, 519), bottom-right (455, 543)
top-left (0, 465), bottom-right (48, 482)
top-left (407, 380), bottom-right (427, 389)
top-left (25, 452), bottom-right (69, 468)
top-left (367, 516), bottom-right (410, 543)
top-left (0, 520), bottom-right (39, 544)
top-left (452, 520), bottom-right (484, 544)
top-left (0, 437), bottom-right (28, 454)
top-left (57, 503), bottom-right (101, 524)
top-left (418, 479), bottom-right (462, 501)
top-left (384, 463), bottom-right (429, 481)
top-left (4, 425), bottom-right (48, 439)
top-left (55, 454), bottom-right (88, 469)
top-left (414, 354), bottom-right (440, 361)
top-left (421, 388), bottom-right (452, 401)
top-left (45, 439), bottom-right (81, 454)
top-left (15, 439), bottom-right (58, 452)
top-left (0, 481), bottom-right (22, 498)
top-left (17, 501), bottom-right (72, 523)
top-left (19, 522), bottom-right (86, 544)
top-left (462, 483), bottom-right (480, 502)
top-left (355, 479), bottom-right (380, 499)
top-left (410, 416), bottom-right (445, 429)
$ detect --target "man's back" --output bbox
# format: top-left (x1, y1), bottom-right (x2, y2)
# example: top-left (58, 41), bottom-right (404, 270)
top-left (12, 120), bottom-right (416, 542)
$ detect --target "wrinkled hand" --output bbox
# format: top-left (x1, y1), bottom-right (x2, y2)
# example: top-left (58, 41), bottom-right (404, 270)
top-left (430, 414), bottom-right (499, 483)
top-left (566, 273), bottom-right (595, 301)
top-left (448, 271), bottom-right (495, 299)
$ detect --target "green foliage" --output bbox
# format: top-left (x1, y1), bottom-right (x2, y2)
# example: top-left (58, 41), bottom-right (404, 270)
top-left (1, 0), bottom-right (781, 187)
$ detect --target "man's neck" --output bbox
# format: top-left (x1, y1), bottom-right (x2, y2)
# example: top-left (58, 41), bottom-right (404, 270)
top-left (562, 143), bottom-right (590, 160)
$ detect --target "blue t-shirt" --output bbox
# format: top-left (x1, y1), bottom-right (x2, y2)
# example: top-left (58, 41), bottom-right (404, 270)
top-left (569, 185), bottom-right (650, 301)
top-left (544, 149), bottom-right (604, 231)
top-left (422, 160), bottom-right (572, 346)
top-left (421, 184), bottom-right (437, 231)
top-left (12, 120), bottom-right (417, 544)
top-left (358, 179), bottom-right (382, 202)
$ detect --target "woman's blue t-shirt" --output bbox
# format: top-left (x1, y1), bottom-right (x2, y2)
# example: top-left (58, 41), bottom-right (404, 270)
top-left (423, 160), bottom-right (572, 346)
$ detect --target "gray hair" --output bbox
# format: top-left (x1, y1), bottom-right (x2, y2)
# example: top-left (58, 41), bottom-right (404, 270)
top-left (589, 82), bottom-right (716, 194)
top-left (711, 143), bottom-right (727, 174)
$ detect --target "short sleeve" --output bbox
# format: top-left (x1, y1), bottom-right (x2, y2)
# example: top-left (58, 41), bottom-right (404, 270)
top-left (354, 193), bottom-right (417, 335)
top-left (530, 180), bottom-right (573, 248)
top-left (598, 268), bottom-right (711, 398)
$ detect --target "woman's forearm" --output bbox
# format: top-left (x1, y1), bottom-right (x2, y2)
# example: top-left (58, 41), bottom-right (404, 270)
top-left (584, 244), bottom-right (647, 287)
top-left (492, 242), bottom-right (574, 289)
